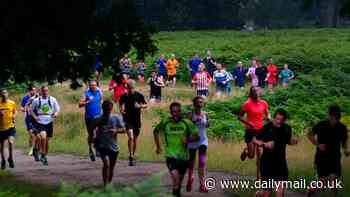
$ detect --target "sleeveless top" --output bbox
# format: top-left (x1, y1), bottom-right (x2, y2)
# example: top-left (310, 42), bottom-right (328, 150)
top-left (187, 111), bottom-right (209, 149)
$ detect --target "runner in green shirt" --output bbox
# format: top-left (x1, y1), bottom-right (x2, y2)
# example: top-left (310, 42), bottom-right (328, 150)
top-left (154, 102), bottom-right (199, 197)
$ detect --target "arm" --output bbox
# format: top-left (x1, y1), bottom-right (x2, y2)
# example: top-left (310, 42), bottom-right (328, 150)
top-left (307, 128), bottom-right (317, 145)
top-left (52, 99), bottom-right (60, 118)
top-left (153, 128), bottom-right (162, 154)
top-left (238, 110), bottom-right (254, 128)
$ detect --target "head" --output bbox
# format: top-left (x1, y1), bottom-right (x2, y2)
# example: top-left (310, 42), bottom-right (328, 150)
top-left (273, 108), bottom-right (288, 128)
top-left (28, 84), bottom-right (37, 97)
top-left (193, 96), bottom-right (205, 110)
top-left (248, 86), bottom-right (259, 102)
top-left (41, 85), bottom-right (49, 98)
top-left (268, 57), bottom-right (273, 65)
top-left (198, 63), bottom-right (205, 72)
top-left (0, 88), bottom-right (8, 102)
top-left (124, 54), bottom-right (128, 58)
top-left (89, 80), bottom-right (98, 92)
top-left (207, 49), bottom-right (212, 57)
top-left (170, 102), bottom-right (182, 122)
top-left (251, 57), bottom-right (257, 66)
top-left (237, 61), bottom-right (243, 67)
top-left (284, 64), bottom-right (289, 70)
top-left (126, 79), bottom-right (136, 94)
top-left (160, 54), bottom-right (165, 59)
top-left (102, 100), bottom-right (114, 115)
top-left (171, 54), bottom-right (176, 60)
top-left (328, 104), bottom-right (341, 125)
top-left (151, 70), bottom-right (157, 78)
top-left (194, 52), bottom-right (199, 58)
top-left (216, 63), bottom-right (223, 70)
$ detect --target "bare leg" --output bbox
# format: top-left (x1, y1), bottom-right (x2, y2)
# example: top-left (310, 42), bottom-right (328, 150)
top-left (169, 170), bottom-right (181, 197)
top-left (133, 135), bottom-right (138, 156)
top-left (256, 146), bottom-right (261, 180)
top-left (127, 129), bottom-right (134, 158)
top-left (108, 154), bottom-right (118, 184)
top-left (101, 156), bottom-right (109, 186)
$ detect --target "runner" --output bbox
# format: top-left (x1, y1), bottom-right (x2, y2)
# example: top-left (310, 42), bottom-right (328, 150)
top-left (156, 54), bottom-right (167, 78)
top-left (119, 79), bottom-right (147, 166)
top-left (232, 61), bottom-right (247, 89)
top-left (94, 100), bottom-right (125, 186)
top-left (279, 64), bottom-right (294, 88)
top-left (202, 49), bottom-right (216, 77)
top-left (266, 58), bottom-right (279, 92)
top-left (307, 105), bottom-right (349, 197)
top-left (79, 80), bottom-right (103, 161)
top-left (109, 74), bottom-right (127, 103)
top-left (255, 59), bottom-right (268, 90)
top-left (136, 59), bottom-right (147, 82)
top-left (154, 102), bottom-right (199, 197)
top-left (166, 54), bottom-right (179, 87)
top-left (254, 108), bottom-right (298, 197)
top-left (30, 85), bottom-right (60, 166)
top-left (186, 96), bottom-right (209, 193)
top-left (188, 52), bottom-right (202, 78)
top-left (147, 70), bottom-right (165, 103)
top-left (213, 63), bottom-right (231, 98)
top-left (246, 58), bottom-right (258, 87)
top-left (0, 88), bottom-right (17, 169)
top-left (95, 54), bottom-right (103, 86)
top-left (20, 84), bottom-right (37, 155)
top-left (238, 86), bottom-right (270, 180)
top-left (192, 63), bottom-right (212, 97)
top-left (119, 54), bottom-right (132, 77)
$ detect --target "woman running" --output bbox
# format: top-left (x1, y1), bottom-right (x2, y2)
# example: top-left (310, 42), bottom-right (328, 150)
top-left (94, 100), bottom-right (125, 186)
top-left (186, 96), bottom-right (209, 193)
top-left (247, 58), bottom-right (258, 87)
top-left (238, 86), bottom-right (270, 180)
top-left (109, 74), bottom-right (127, 103)
top-left (279, 64), bottom-right (294, 88)
top-left (148, 70), bottom-right (165, 103)
top-left (266, 58), bottom-right (278, 92)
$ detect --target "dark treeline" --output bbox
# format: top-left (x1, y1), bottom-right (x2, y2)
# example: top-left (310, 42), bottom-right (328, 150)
top-left (135, 0), bottom-right (350, 30)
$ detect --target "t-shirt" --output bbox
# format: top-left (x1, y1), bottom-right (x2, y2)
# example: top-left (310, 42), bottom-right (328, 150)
top-left (0, 100), bottom-right (17, 131)
top-left (166, 59), bottom-right (179, 76)
top-left (188, 58), bottom-right (202, 76)
top-left (83, 88), bottom-right (103, 119)
top-left (267, 64), bottom-right (278, 84)
top-left (119, 91), bottom-right (146, 127)
top-left (202, 57), bottom-right (216, 76)
top-left (256, 66), bottom-right (268, 83)
top-left (95, 114), bottom-right (125, 152)
top-left (31, 96), bottom-right (60, 125)
top-left (257, 122), bottom-right (292, 163)
top-left (109, 80), bottom-right (127, 102)
top-left (156, 58), bottom-right (167, 75)
top-left (193, 71), bottom-right (211, 91)
top-left (21, 95), bottom-right (31, 116)
top-left (312, 120), bottom-right (348, 161)
top-left (247, 67), bottom-right (258, 87)
top-left (213, 70), bottom-right (230, 86)
top-left (279, 69), bottom-right (294, 83)
top-left (155, 117), bottom-right (198, 160)
top-left (242, 98), bottom-right (269, 129)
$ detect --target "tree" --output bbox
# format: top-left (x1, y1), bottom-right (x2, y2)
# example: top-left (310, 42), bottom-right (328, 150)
top-left (0, 0), bottom-right (157, 86)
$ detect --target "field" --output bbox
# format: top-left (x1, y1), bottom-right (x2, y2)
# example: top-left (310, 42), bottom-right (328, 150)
top-left (3, 28), bottom-right (350, 196)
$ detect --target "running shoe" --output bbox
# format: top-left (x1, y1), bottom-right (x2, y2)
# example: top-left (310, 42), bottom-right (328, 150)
top-left (1, 160), bottom-right (6, 170)
top-left (7, 158), bottom-right (14, 168)
top-left (128, 157), bottom-right (135, 166)
top-left (41, 157), bottom-right (48, 166)
top-left (28, 147), bottom-right (33, 156)
top-left (89, 152), bottom-right (96, 162)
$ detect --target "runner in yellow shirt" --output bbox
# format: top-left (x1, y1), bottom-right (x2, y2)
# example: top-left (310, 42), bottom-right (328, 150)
top-left (166, 54), bottom-right (179, 87)
top-left (0, 88), bottom-right (17, 169)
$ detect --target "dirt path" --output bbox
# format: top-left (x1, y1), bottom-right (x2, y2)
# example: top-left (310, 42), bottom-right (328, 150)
top-left (5, 149), bottom-right (306, 197)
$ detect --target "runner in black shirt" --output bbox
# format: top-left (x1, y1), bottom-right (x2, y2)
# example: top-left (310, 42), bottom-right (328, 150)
top-left (255, 60), bottom-right (268, 90)
top-left (254, 108), bottom-right (298, 197)
top-left (202, 49), bottom-right (216, 77)
top-left (148, 70), bottom-right (165, 103)
top-left (307, 105), bottom-right (349, 197)
top-left (119, 79), bottom-right (147, 166)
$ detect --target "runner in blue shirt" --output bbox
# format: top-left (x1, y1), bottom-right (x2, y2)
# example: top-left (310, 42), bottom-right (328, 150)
top-left (79, 80), bottom-right (103, 161)
top-left (188, 52), bottom-right (202, 77)
top-left (156, 54), bottom-right (167, 78)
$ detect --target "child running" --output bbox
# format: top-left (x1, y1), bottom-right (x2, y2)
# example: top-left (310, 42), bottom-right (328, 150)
top-left (238, 86), bottom-right (270, 180)
top-left (279, 64), bottom-right (294, 88)
top-left (307, 105), bottom-right (349, 197)
top-left (192, 63), bottom-right (212, 97)
top-left (94, 100), bottom-right (125, 186)
top-left (254, 108), bottom-right (298, 197)
top-left (154, 102), bottom-right (199, 197)
top-left (147, 70), bottom-right (165, 103)
top-left (186, 96), bottom-right (209, 193)
top-left (0, 88), bottom-right (17, 169)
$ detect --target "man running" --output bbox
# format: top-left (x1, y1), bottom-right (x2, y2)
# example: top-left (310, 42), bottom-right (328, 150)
top-left (238, 86), bottom-right (270, 180)
top-left (266, 58), bottom-right (279, 92)
top-left (254, 108), bottom-right (298, 197)
top-left (119, 79), bottom-right (147, 166)
top-left (156, 54), bottom-right (167, 78)
top-left (307, 105), bottom-right (349, 197)
top-left (188, 52), bottom-right (202, 78)
top-left (148, 70), bottom-right (165, 103)
top-left (0, 88), bottom-right (17, 169)
top-left (94, 100), bottom-right (125, 186)
top-left (192, 63), bottom-right (212, 97)
top-left (136, 59), bottom-right (147, 82)
top-left (279, 64), bottom-right (294, 88)
top-left (79, 80), bottom-right (103, 161)
top-left (232, 61), bottom-right (247, 89)
top-left (154, 102), bottom-right (199, 197)
top-left (20, 84), bottom-right (37, 155)
top-left (166, 54), bottom-right (179, 87)
top-left (255, 59), bottom-right (268, 90)
top-left (213, 63), bottom-right (231, 98)
top-left (30, 85), bottom-right (60, 166)
top-left (202, 49), bottom-right (216, 77)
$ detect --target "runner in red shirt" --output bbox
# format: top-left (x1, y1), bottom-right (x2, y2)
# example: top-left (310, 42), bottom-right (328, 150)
top-left (238, 86), bottom-right (270, 180)
top-left (109, 74), bottom-right (127, 103)
top-left (266, 58), bottom-right (279, 92)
